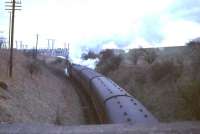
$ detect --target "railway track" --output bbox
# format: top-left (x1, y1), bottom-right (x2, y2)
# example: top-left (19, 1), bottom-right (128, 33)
top-left (70, 77), bottom-right (100, 124)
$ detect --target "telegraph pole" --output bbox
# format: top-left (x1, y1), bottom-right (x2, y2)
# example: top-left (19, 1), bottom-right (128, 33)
top-left (15, 40), bottom-right (18, 49)
top-left (52, 39), bottom-right (55, 50)
top-left (35, 34), bottom-right (38, 59)
top-left (8, 12), bottom-right (12, 49)
top-left (5, 0), bottom-right (22, 77)
top-left (9, 0), bottom-right (15, 77)
top-left (67, 43), bottom-right (69, 59)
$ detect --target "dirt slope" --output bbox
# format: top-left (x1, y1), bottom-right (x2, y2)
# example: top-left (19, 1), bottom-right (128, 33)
top-left (0, 49), bottom-right (85, 125)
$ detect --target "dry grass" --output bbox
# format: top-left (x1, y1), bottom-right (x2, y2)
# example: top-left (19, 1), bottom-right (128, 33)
top-left (150, 60), bottom-right (182, 83)
top-left (179, 81), bottom-right (200, 120)
top-left (102, 46), bottom-right (200, 122)
top-left (0, 50), bottom-right (85, 124)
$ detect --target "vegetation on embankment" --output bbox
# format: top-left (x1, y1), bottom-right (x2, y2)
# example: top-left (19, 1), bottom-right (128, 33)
top-left (83, 41), bottom-right (200, 122)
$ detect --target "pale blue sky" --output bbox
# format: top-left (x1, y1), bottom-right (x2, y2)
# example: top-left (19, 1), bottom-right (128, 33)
top-left (1, 0), bottom-right (200, 62)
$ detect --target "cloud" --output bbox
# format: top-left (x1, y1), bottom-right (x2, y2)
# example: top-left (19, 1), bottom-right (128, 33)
top-left (125, 38), bottom-right (153, 49)
top-left (102, 41), bottom-right (119, 50)
top-left (161, 20), bottom-right (200, 46)
top-left (1, 0), bottom-right (200, 66)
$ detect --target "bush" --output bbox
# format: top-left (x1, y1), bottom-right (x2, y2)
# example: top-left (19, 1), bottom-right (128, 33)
top-left (128, 48), bottom-right (145, 65)
top-left (133, 66), bottom-right (147, 85)
top-left (144, 49), bottom-right (158, 64)
top-left (0, 40), bottom-right (3, 49)
top-left (180, 81), bottom-right (200, 120)
top-left (96, 49), bottom-right (122, 75)
top-left (81, 50), bottom-right (98, 60)
top-left (54, 108), bottom-right (62, 125)
top-left (53, 57), bottom-right (63, 64)
top-left (23, 49), bottom-right (37, 58)
top-left (150, 60), bottom-right (182, 82)
top-left (26, 61), bottom-right (40, 78)
top-left (0, 81), bottom-right (7, 90)
top-left (186, 41), bottom-right (200, 80)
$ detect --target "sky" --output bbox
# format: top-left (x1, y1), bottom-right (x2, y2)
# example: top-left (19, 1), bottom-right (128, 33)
top-left (1, 0), bottom-right (200, 63)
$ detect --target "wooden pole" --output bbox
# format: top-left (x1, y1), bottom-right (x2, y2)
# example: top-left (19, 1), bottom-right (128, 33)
top-left (35, 34), bottom-right (38, 58)
top-left (8, 12), bottom-right (12, 49)
top-left (9, 0), bottom-right (16, 77)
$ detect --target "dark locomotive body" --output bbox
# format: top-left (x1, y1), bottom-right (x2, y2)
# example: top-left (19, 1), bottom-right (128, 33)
top-left (68, 63), bottom-right (158, 124)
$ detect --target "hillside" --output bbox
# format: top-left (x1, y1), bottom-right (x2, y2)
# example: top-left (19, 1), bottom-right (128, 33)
top-left (0, 49), bottom-right (85, 125)
top-left (94, 45), bottom-right (200, 122)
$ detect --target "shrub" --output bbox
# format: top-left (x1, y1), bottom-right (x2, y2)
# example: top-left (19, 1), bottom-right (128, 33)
top-left (128, 49), bottom-right (144, 65)
top-left (0, 81), bottom-right (7, 90)
top-left (26, 61), bottom-right (40, 78)
top-left (0, 40), bottom-right (3, 49)
top-left (54, 109), bottom-right (62, 125)
top-left (81, 50), bottom-right (98, 60)
top-left (53, 57), bottom-right (63, 64)
top-left (23, 49), bottom-right (37, 58)
top-left (144, 49), bottom-right (158, 64)
top-left (96, 49), bottom-right (122, 75)
top-left (133, 66), bottom-right (147, 85)
top-left (150, 60), bottom-right (182, 82)
top-left (180, 81), bottom-right (200, 120)
top-left (186, 41), bottom-right (200, 80)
